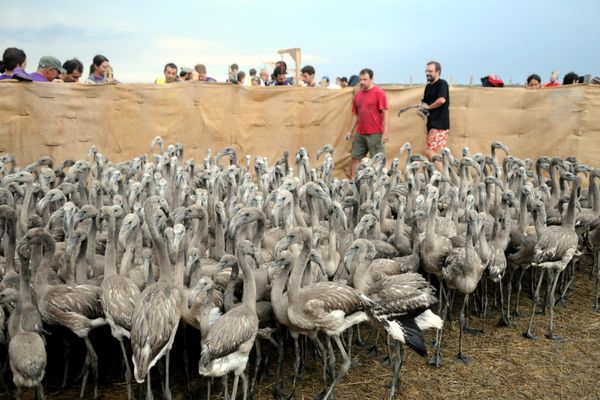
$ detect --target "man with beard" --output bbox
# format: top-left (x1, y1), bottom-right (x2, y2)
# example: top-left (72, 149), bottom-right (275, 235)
top-left (420, 61), bottom-right (450, 161)
top-left (346, 68), bottom-right (389, 178)
top-left (61, 58), bottom-right (84, 82)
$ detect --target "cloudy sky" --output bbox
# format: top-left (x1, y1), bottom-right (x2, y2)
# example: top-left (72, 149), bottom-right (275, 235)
top-left (1, 0), bottom-right (598, 84)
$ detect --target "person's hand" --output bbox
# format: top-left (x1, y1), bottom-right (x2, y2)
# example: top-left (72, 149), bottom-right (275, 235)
top-left (345, 132), bottom-right (354, 141)
top-left (382, 132), bottom-right (389, 143)
top-left (419, 102), bottom-right (429, 111)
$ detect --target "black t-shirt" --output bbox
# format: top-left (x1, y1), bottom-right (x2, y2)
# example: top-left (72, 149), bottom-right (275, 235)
top-left (422, 79), bottom-right (450, 130)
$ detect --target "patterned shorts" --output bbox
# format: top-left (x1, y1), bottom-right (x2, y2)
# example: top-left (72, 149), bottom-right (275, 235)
top-left (427, 129), bottom-right (449, 152)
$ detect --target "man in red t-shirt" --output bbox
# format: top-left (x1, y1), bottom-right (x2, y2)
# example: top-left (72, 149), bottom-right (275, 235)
top-left (345, 68), bottom-right (389, 178)
top-left (544, 71), bottom-right (560, 87)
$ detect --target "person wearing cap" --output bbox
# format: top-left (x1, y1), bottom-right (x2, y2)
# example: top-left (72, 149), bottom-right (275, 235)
top-left (179, 67), bottom-right (193, 81)
top-left (29, 56), bottom-right (65, 82)
top-left (544, 71), bottom-right (560, 87)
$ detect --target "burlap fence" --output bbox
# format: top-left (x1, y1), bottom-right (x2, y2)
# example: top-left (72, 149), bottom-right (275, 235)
top-left (1, 82), bottom-right (599, 177)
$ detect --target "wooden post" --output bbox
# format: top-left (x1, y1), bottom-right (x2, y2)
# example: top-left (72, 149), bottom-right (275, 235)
top-left (469, 75), bottom-right (474, 87)
top-left (409, 76), bottom-right (413, 87)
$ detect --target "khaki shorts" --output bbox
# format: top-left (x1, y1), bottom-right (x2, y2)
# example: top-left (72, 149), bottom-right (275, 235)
top-left (351, 133), bottom-right (384, 159)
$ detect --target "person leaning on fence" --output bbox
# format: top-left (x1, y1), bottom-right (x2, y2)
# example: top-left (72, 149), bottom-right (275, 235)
top-left (420, 60), bottom-right (450, 162)
top-left (62, 58), bottom-right (84, 83)
top-left (195, 64), bottom-right (216, 82)
top-left (346, 68), bottom-right (389, 178)
top-left (0, 47), bottom-right (32, 81)
top-left (228, 63), bottom-right (239, 83)
top-left (179, 67), bottom-right (193, 81)
top-left (259, 68), bottom-right (270, 86)
top-left (301, 65), bottom-right (318, 87)
top-left (247, 68), bottom-right (257, 86)
top-left (545, 71), bottom-right (560, 87)
top-left (156, 63), bottom-right (178, 84)
top-left (86, 55), bottom-right (110, 84)
top-left (29, 56), bottom-right (65, 82)
top-left (563, 72), bottom-right (579, 85)
top-left (270, 66), bottom-right (291, 86)
top-left (251, 76), bottom-right (261, 86)
top-left (237, 71), bottom-right (246, 85)
top-left (526, 74), bottom-right (542, 89)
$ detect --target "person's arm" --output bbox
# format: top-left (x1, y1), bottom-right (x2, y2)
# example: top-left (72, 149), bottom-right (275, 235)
top-left (422, 81), bottom-right (449, 110)
top-left (423, 97), bottom-right (446, 110)
top-left (346, 114), bottom-right (358, 140)
top-left (380, 90), bottom-right (390, 142)
top-left (382, 109), bottom-right (389, 143)
top-left (347, 97), bottom-right (359, 140)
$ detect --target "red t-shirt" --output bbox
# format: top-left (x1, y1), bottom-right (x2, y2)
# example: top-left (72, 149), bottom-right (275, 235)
top-left (352, 85), bottom-right (388, 134)
top-left (544, 82), bottom-right (560, 87)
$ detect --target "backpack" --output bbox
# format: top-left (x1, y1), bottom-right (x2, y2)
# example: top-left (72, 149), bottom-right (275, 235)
top-left (481, 75), bottom-right (504, 87)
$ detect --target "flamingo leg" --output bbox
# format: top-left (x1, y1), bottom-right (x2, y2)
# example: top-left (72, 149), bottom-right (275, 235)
top-left (293, 337), bottom-right (301, 390)
top-left (545, 269), bottom-right (564, 341)
top-left (146, 372), bottom-right (153, 400)
top-left (455, 294), bottom-right (470, 364)
top-left (322, 335), bottom-right (352, 400)
top-left (251, 340), bottom-right (262, 393)
top-left (163, 351), bottom-right (172, 400)
top-left (524, 269), bottom-right (545, 340)
top-left (498, 280), bottom-right (511, 327)
top-left (388, 340), bottom-right (404, 400)
top-left (429, 283), bottom-right (446, 367)
top-left (595, 249), bottom-right (600, 312)
top-left (118, 338), bottom-right (133, 400)
top-left (36, 384), bottom-right (44, 400)
top-left (513, 269), bottom-right (526, 318)
top-left (505, 268), bottom-right (514, 321)
top-left (80, 336), bottom-right (99, 400)
top-left (61, 334), bottom-right (70, 388)
top-left (275, 329), bottom-right (286, 397)
top-left (241, 371), bottom-right (249, 400)
top-left (325, 336), bottom-right (336, 383)
top-left (230, 374), bottom-right (240, 400)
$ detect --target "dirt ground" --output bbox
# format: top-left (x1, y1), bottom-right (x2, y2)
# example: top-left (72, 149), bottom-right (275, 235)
top-left (5, 262), bottom-right (600, 400)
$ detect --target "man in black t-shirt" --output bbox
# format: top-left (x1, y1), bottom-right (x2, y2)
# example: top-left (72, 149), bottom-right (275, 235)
top-left (420, 61), bottom-right (450, 161)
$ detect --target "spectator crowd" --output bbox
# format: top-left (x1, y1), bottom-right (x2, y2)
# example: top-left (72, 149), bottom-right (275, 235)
top-left (1, 47), bottom-right (593, 88)
top-left (0, 47), bottom-right (360, 88)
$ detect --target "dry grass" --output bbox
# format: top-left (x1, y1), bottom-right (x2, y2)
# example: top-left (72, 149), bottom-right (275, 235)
top-left (13, 261), bottom-right (600, 400)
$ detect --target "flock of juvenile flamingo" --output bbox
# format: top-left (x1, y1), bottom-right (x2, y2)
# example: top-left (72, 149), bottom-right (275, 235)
top-left (0, 138), bottom-right (598, 400)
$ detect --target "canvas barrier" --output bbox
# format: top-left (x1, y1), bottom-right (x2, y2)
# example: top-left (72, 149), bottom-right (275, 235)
top-left (1, 82), bottom-right (599, 177)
